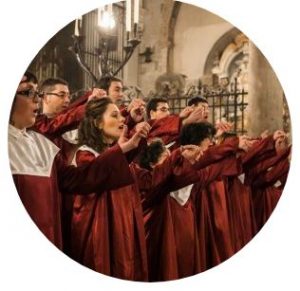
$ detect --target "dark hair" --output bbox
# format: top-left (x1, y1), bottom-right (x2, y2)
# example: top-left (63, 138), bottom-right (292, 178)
top-left (187, 96), bottom-right (208, 107)
top-left (146, 97), bottom-right (168, 118)
top-left (97, 76), bottom-right (122, 92)
top-left (139, 139), bottom-right (166, 170)
top-left (180, 122), bottom-right (216, 146)
top-left (78, 98), bottom-right (113, 153)
top-left (10, 71), bottom-right (38, 124)
top-left (40, 78), bottom-right (69, 92)
top-left (24, 71), bottom-right (38, 84)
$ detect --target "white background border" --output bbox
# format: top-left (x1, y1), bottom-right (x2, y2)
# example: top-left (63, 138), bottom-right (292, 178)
top-left (0, 0), bottom-right (299, 290)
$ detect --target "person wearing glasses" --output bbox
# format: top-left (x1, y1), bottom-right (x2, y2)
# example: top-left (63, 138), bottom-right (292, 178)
top-left (145, 97), bottom-right (207, 148)
top-left (8, 74), bottom-right (140, 252)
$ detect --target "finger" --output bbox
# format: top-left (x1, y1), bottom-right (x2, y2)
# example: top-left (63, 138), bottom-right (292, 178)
top-left (181, 145), bottom-right (199, 150)
top-left (121, 125), bottom-right (128, 138)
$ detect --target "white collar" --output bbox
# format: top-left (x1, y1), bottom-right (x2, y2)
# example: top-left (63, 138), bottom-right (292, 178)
top-left (71, 145), bottom-right (99, 166)
top-left (8, 125), bottom-right (60, 177)
top-left (169, 184), bottom-right (194, 206)
top-left (8, 124), bottom-right (31, 139)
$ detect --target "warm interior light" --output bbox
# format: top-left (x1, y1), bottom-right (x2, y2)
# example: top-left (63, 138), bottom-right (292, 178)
top-left (98, 10), bottom-right (116, 29)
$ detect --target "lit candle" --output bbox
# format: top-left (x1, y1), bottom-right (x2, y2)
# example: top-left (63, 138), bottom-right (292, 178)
top-left (134, 0), bottom-right (139, 24)
top-left (126, 0), bottom-right (131, 32)
top-left (74, 18), bottom-right (80, 36)
top-left (108, 4), bottom-right (113, 17)
top-left (78, 15), bottom-right (82, 30)
top-left (97, 7), bottom-right (103, 27)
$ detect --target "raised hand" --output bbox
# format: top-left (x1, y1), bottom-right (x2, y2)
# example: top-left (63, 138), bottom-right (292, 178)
top-left (238, 135), bottom-right (254, 152)
top-left (88, 88), bottom-right (107, 101)
top-left (273, 130), bottom-right (286, 141)
top-left (179, 105), bottom-right (194, 119)
top-left (215, 121), bottom-right (233, 137)
top-left (118, 122), bottom-right (150, 153)
top-left (129, 99), bottom-right (146, 123)
top-left (182, 106), bottom-right (206, 125)
top-left (181, 144), bottom-right (203, 164)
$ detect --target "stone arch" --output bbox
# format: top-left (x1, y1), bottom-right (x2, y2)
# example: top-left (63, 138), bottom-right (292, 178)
top-left (203, 27), bottom-right (249, 90)
top-left (204, 27), bottom-right (241, 75)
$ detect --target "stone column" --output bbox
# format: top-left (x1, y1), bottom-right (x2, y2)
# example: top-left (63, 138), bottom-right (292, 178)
top-left (246, 41), bottom-right (284, 136)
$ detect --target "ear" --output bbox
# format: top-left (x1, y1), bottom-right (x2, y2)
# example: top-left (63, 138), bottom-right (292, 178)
top-left (95, 119), bottom-right (103, 129)
top-left (42, 95), bottom-right (50, 105)
top-left (149, 109), bottom-right (156, 119)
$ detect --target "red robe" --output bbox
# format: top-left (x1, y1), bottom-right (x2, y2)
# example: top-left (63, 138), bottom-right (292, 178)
top-left (70, 147), bottom-right (148, 281)
top-left (8, 126), bottom-right (133, 250)
top-left (141, 140), bottom-right (241, 281)
top-left (147, 115), bottom-right (181, 146)
top-left (191, 137), bottom-right (242, 271)
top-left (225, 135), bottom-right (277, 252)
top-left (249, 147), bottom-right (290, 231)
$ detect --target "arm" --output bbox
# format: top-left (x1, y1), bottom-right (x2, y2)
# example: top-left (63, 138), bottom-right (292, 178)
top-left (193, 137), bottom-right (239, 169)
top-left (57, 144), bottom-right (134, 194)
top-left (252, 158), bottom-right (290, 188)
top-left (169, 154), bottom-right (242, 192)
top-left (248, 146), bottom-right (291, 178)
top-left (33, 104), bottom-right (85, 137)
top-left (241, 135), bottom-right (275, 166)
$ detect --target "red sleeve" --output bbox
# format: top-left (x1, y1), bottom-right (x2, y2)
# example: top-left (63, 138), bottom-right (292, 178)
top-left (75, 150), bottom-right (96, 166)
top-left (248, 146), bottom-right (290, 178)
top-left (147, 115), bottom-right (181, 145)
top-left (241, 135), bottom-right (275, 166)
top-left (32, 91), bottom-right (93, 137)
top-left (57, 144), bottom-right (134, 194)
top-left (134, 148), bottom-right (183, 192)
top-left (68, 91), bottom-right (91, 109)
top-left (193, 137), bottom-right (239, 169)
top-left (169, 154), bottom-right (242, 191)
top-left (252, 158), bottom-right (290, 188)
top-left (33, 105), bottom-right (85, 137)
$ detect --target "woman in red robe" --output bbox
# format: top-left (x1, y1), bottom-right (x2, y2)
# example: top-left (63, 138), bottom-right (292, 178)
top-left (70, 98), bottom-right (152, 281)
top-left (9, 75), bottom-right (136, 251)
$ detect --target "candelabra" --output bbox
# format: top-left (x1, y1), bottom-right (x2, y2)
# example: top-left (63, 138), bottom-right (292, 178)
top-left (69, 1), bottom-right (141, 86)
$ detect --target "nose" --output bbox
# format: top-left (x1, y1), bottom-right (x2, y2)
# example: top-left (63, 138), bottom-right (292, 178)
top-left (64, 95), bottom-right (71, 104)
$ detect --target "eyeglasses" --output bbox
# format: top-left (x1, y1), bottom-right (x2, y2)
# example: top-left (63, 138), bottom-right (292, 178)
top-left (16, 90), bottom-right (42, 98)
top-left (43, 92), bottom-right (70, 98)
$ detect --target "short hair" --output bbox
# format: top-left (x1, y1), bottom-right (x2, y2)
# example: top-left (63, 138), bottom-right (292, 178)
top-left (187, 96), bottom-right (208, 107)
top-left (24, 71), bottom-right (38, 84)
top-left (97, 76), bottom-right (122, 92)
top-left (180, 122), bottom-right (216, 146)
top-left (40, 78), bottom-right (69, 92)
top-left (146, 97), bottom-right (168, 118)
top-left (139, 139), bottom-right (166, 170)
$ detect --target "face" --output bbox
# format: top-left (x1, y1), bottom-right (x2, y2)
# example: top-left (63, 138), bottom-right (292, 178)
top-left (11, 82), bottom-right (39, 130)
top-left (195, 102), bottom-right (209, 120)
top-left (150, 102), bottom-right (170, 120)
top-left (108, 81), bottom-right (123, 103)
top-left (199, 137), bottom-right (213, 152)
top-left (98, 103), bottom-right (125, 141)
top-left (43, 84), bottom-right (70, 117)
